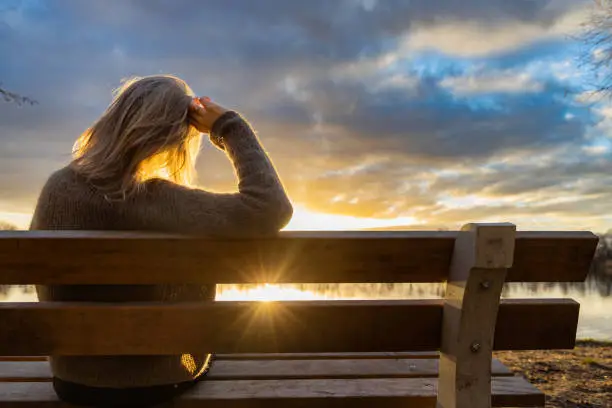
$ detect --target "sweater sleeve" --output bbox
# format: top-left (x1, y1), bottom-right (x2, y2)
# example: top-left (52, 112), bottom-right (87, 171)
top-left (134, 112), bottom-right (293, 236)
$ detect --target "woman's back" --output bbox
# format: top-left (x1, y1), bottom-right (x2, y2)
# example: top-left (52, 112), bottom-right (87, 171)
top-left (30, 76), bottom-right (292, 398)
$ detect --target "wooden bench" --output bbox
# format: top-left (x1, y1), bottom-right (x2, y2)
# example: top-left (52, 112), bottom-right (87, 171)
top-left (0, 223), bottom-right (598, 407)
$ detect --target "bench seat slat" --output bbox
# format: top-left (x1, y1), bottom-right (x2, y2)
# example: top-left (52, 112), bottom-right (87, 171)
top-left (0, 299), bottom-right (579, 355)
top-left (215, 352), bottom-right (441, 360)
top-left (0, 376), bottom-right (544, 407)
top-left (0, 358), bottom-right (513, 382)
top-left (0, 230), bottom-right (597, 284)
top-left (0, 353), bottom-right (439, 362)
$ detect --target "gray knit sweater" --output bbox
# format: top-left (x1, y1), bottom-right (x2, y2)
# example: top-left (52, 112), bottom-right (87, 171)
top-left (30, 111), bottom-right (293, 388)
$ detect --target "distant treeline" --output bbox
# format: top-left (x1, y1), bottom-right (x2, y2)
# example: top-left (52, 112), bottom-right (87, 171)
top-left (585, 234), bottom-right (612, 294)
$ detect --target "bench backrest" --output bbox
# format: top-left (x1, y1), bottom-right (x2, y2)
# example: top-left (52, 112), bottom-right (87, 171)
top-left (0, 223), bottom-right (597, 357)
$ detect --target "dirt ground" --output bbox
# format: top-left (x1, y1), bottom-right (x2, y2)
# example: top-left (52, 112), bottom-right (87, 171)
top-left (495, 340), bottom-right (612, 407)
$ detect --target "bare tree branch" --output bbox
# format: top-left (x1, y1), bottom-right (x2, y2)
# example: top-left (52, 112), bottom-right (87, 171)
top-left (576, 0), bottom-right (612, 97)
top-left (0, 84), bottom-right (37, 106)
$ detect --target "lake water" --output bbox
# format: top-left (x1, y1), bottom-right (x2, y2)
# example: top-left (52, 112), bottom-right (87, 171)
top-left (3, 282), bottom-right (611, 341)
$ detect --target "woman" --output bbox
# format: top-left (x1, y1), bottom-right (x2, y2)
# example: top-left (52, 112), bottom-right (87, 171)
top-left (30, 75), bottom-right (293, 407)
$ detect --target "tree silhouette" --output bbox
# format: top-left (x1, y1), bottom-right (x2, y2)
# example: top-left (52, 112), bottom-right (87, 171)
top-left (0, 221), bottom-right (17, 230)
top-left (578, 1), bottom-right (612, 95)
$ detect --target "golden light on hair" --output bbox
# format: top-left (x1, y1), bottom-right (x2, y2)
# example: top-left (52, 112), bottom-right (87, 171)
top-left (71, 75), bottom-right (202, 199)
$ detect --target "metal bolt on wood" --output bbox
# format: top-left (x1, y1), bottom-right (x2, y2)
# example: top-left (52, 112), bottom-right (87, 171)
top-left (470, 342), bottom-right (481, 353)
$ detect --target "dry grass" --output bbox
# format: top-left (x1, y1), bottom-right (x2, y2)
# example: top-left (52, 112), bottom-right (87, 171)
top-left (496, 340), bottom-right (612, 407)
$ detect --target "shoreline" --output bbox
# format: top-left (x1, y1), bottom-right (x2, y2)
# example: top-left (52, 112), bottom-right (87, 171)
top-left (495, 340), bottom-right (612, 407)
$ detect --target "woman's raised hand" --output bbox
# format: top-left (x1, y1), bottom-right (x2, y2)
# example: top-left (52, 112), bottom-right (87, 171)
top-left (188, 97), bottom-right (229, 134)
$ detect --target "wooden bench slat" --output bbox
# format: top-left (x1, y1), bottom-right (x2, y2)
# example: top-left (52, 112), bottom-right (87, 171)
top-left (0, 230), bottom-right (596, 284)
top-left (0, 358), bottom-right (513, 382)
top-left (0, 358), bottom-right (45, 362)
top-left (0, 353), bottom-right (440, 362)
top-left (0, 362), bottom-right (50, 383)
top-left (185, 376), bottom-right (544, 407)
top-left (0, 299), bottom-right (579, 355)
top-left (215, 352), bottom-right (441, 360)
top-left (511, 231), bottom-right (597, 282)
top-left (0, 376), bottom-right (544, 407)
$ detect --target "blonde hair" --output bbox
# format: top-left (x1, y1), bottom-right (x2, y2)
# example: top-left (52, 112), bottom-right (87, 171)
top-left (72, 75), bottom-right (201, 199)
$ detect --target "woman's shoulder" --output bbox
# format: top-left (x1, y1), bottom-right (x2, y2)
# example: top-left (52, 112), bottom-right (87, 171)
top-left (46, 165), bottom-right (78, 183)
top-left (39, 165), bottom-right (92, 198)
top-left (30, 166), bottom-right (101, 230)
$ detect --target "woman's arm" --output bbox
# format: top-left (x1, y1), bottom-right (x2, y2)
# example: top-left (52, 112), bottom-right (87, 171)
top-left (134, 110), bottom-right (293, 236)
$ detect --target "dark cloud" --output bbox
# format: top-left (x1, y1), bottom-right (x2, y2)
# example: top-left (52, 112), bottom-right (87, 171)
top-left (275, 78), bottom-right (591, 159)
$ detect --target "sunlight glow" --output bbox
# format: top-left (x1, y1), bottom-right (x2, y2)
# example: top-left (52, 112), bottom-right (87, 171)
top-left (217, 284), bottom-right (326, 302)
top-left (0, 206), bottom-right (422, 232)
top-left (284, 205), bottom-right (419, 231)
top-left (216, 283), bottom-right (444, 302)
top-left (0, 211), bottom-right (32, 230)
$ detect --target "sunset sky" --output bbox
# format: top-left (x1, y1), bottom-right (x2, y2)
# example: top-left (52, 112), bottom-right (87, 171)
top-left (2, 0), bottom-right (612, 232)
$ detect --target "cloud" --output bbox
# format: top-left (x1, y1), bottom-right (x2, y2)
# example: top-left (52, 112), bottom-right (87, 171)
top-left (403, 4), bottom-right (591, 58)
top-left (440, 70), bottom-right (543, 94)
top-left (1, 0), bottom-right (611, 233)
top-left (263, 75), bottom-right (590, 161)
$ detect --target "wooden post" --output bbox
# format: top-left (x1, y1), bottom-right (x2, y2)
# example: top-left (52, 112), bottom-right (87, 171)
top-left (437, 223), bottom-right (516, 408)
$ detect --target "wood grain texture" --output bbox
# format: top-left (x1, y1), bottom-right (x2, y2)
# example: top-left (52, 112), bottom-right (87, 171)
top-left (0, 362), bottom-right (51, 382)
top-left (0, 299), bottom-right (579, 355)
top-left (495, 299), bottom-right (580, 350)
top-left (215, 352), bottom-right (441, 360)
top-left (0, 358), bottom-right (512, 382)
top-left (0, 353), bottom-right (440, 361)
top-left (460, 223), bottom-right (516, 269)
top-left (0, 376), bottom-right (544, 407)
top-left (511, 231), bottom-right (597, 282)
top-left (0, 358), bottom-right (45, 362)
top-left (438, 224), bottom-right (515, 408)
top-left (0, 230), bottom-right (597, 284)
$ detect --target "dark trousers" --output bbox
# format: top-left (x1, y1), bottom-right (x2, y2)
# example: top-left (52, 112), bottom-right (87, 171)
top-left (53, 356), bottom-right (213, 408)
top-left (53, 377), bottom-right (201, 408)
